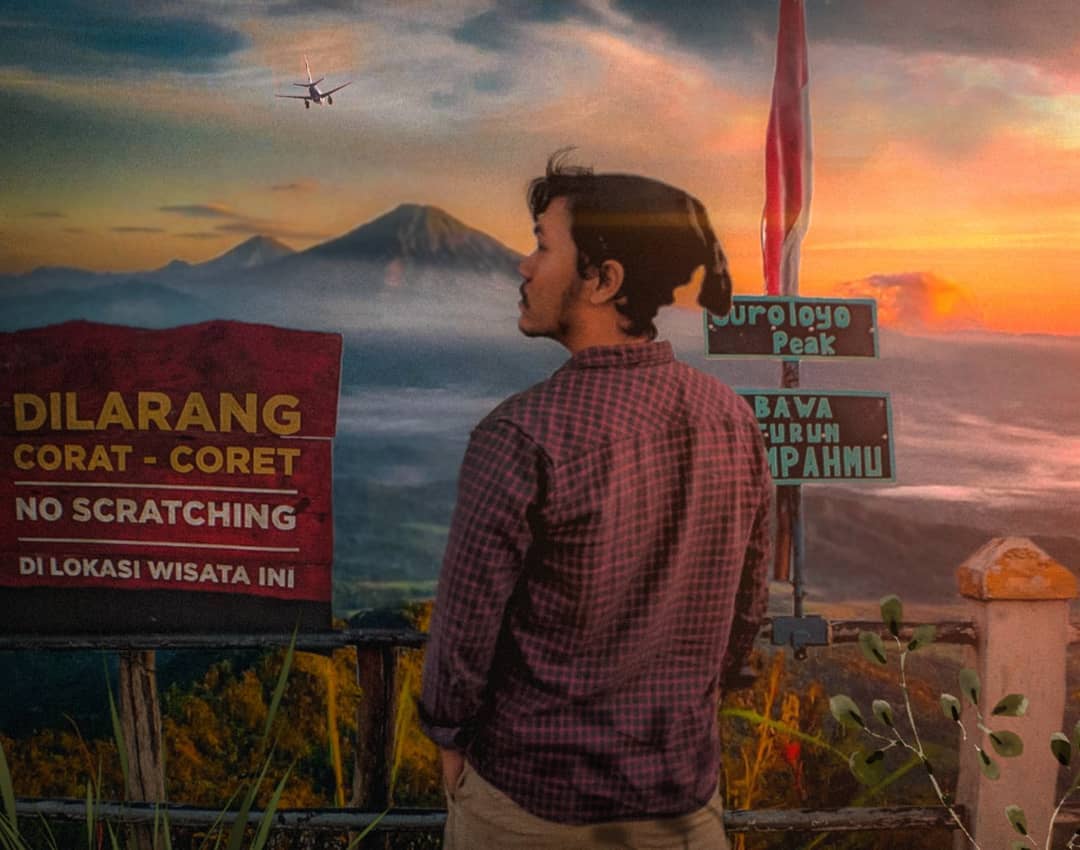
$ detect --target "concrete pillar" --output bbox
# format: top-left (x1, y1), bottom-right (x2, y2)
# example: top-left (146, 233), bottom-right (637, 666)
top-left (954, 537), bottom-right (1077, 850)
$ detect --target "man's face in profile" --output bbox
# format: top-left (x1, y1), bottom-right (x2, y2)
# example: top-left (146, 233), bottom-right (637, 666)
top-left (516, 196), bottom-right (586, 344)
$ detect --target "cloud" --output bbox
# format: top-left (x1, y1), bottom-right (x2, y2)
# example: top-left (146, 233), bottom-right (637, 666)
top-left (611, 0), bottom-right (1079, 71)
top-left (453, 1), bottom-right (596, 51)
top-left (159, 203), bottom-right (237, 218)
top-left (431, 91), bottom-right (460, 109)
top-left (808, 0), bottom-right (1079, 70)
top-left (263, 0), bottom-right (389, 17)
top-left (835, 272), bottom-right (984, 332)
top-left (111, 226), bottom-right (165, 233)
top-left (611, 0), bottom-right (772, 58)
top-left (161, 197), bottom-right (326, 241)
top-left (0, 2), bottom-right (247, 75)
top-left (270, 180), bottom-right (319, 193)
top-left (453, 9), bottom-right (517, 52)
top-left (472, 69), bottom-right (513, 95)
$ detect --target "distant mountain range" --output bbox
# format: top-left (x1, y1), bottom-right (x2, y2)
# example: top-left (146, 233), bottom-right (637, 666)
top-left (0, 203), bottom-right (523, 329)
top-left (157, 234), bottom-right (295, 277)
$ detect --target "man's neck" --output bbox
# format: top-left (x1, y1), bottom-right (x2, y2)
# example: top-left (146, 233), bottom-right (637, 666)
top-left (563, 327), bottom-right (650, 355)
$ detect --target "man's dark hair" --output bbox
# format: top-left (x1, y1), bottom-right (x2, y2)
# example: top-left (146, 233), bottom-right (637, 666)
top-left (527, 149), bottom-right (733, 339)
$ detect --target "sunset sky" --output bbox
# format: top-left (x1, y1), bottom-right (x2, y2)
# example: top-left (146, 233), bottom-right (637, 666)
top-left (1, 0), bottom-right (1078, 334)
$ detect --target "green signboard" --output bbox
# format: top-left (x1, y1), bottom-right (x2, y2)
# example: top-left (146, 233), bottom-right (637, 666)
top-left (737, 389), bottom-right (894, 485)
top-left (706, 296), bottom-right (878, 359)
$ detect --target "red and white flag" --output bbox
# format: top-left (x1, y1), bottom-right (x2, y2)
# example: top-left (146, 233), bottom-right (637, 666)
top-left (762, 0), bottom-right (812, 296)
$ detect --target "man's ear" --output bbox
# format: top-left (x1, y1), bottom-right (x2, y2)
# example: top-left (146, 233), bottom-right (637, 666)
top-left (586, 259), bottom-right (625, 306)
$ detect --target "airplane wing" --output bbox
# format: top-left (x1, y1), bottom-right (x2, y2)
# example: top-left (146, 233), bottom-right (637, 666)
top-left (276, 94), bottom-right (311, 100)
top-left (321, 80), bottom-right (352, 97)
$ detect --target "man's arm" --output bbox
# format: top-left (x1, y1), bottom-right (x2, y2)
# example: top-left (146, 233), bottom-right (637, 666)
top-left (721, 481), bottom-right (772, 685)
top-left (418, 419), bottom-right (543, 752)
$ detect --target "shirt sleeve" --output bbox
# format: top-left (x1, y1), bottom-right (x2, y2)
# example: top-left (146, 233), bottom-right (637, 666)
top-left (721, 468), bottom-right (773, 685)
top-left (418, 418), bottom-right (544, 750)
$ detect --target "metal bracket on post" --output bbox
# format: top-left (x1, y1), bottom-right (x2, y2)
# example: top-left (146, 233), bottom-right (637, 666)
top-left (771, 615), bottom-right (829, 660)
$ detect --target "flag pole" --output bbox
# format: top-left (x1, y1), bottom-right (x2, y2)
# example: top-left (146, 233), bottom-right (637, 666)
top-left (762, 0), bottom-right (812, 627)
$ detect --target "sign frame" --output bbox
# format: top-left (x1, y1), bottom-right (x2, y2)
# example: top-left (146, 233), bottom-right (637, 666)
top-left (704, 296), bottom-right (879, 360)
top-left (737, 387), bottom-right (895, 486)
top-left (1, 320), bottom-right (343, 635)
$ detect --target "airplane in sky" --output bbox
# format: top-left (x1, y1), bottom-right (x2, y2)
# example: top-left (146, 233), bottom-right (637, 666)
top-left (276, 56), bottom-right (352, 109)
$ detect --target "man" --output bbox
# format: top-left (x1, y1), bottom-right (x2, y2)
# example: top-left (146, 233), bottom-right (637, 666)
top-left (419, 152), bottom-right (772, 849)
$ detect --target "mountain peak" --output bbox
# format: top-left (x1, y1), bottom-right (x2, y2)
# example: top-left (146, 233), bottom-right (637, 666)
top-left (202, 235), bottom-right (294, 270)
top-left (305, 204), bottom-right (520, 274)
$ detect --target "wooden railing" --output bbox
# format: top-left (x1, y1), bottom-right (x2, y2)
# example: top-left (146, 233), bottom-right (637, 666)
top-left (2, 536), bottom-right (1075, 849)
top-left (2, 618), bottom-right (972, 844)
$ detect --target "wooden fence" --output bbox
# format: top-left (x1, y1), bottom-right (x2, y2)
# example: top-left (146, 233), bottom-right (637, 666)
top-left (3, 536), bottom-right (1077, 849)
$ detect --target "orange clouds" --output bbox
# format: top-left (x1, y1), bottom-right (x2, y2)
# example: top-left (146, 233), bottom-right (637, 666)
top-left (835, 272), bottom-right (983, 331)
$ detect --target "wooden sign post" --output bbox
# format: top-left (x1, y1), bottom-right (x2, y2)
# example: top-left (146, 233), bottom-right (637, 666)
top-left (707, 296), bottom-right (892, 656)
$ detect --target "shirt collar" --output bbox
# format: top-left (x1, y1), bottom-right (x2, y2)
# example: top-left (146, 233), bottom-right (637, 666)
top-left (562, 340), bottom-right (675, 371)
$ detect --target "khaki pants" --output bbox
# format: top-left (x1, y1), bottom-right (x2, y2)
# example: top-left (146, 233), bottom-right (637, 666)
top-left (443, 761), bottom-right (730, 850)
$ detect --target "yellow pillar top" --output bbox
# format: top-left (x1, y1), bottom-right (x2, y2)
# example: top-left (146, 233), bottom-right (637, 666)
top-left (957, 537), bottom-right (1077, 601)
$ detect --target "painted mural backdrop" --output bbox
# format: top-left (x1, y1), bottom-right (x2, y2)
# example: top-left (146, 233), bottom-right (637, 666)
top-left (2, 0), bottom-right (1079, 619)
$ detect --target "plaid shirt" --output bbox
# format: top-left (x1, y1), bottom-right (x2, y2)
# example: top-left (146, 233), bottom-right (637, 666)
top-left (419, 341), bottom-right (771, 824)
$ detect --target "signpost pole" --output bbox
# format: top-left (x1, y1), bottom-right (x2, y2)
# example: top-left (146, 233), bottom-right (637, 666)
top-left (781, 360), bottom-right (805, 620)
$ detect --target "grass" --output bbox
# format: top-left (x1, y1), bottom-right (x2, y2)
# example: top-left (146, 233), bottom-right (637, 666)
top-left (0, 632), bottom-right (387, 850)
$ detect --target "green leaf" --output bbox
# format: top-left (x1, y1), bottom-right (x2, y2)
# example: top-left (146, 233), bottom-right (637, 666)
top-left (105, 672), bottom-right (129, 789)
top-left (977, 747), bottom-right (1000, 780)
top-left (262, 628), bottom-right (297, 745)
top-left (85, 779), bottom-right (95, 850)
top-left (344, 809), bottom-right (390, 850)
top-left (958, 668), bottom-right (981, 707)
top-left (0, 813), bottom-right (32, 850)
top-left (37, 814), bottom-right (60, 850)
top-left (1051, 732), bottom-right (1072, 766)
top-left (880, 595), bottom-right (903, 637)
top-left (907, 623), bottom-right (936, 651)
top-left (830, 694), bottom-right (866, 730)
top-left (989, 730), bottom-right (1023, 758)
top-left (252, 763), bottom-right (293, 850)
top-left (872, 699), bottom-right (895, 728)
top-left (940, 693), bottom-right (962, 722)
top-left (848, 749), bottom-right (887, 785)
top-left (1010, 841), bottom-right (1028, 850)
top-left (153, 803), bottom-right (174, 850)
top-left (858, 631), bottom-right (888, 666)
top-left (1005, 804), bottom-right (1028, 836)
top-left (226, 755), bottom-right (273, 850)
top-left (1073, 718), bottom-right (1080, 753)
top-left (992, 694), bottom-right (1029, 717)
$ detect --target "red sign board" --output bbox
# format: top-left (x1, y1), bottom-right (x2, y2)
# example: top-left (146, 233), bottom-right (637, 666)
top-left (0, 320), bottom-right (342, 633)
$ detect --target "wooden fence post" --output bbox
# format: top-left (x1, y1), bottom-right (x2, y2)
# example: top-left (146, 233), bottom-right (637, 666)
top-left (953, 537), bottom-right (1077, 850)
top-left (351, 647), bottom-right (388, 811)
top-left (118, 650), bottom-right (165, 850)
top-left (349, 611), bottom-right (411, 821)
